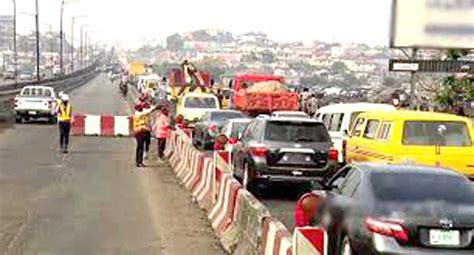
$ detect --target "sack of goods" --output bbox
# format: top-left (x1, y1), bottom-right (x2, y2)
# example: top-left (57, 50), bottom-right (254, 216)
top-left (247, 81), bottom-right (287, 93)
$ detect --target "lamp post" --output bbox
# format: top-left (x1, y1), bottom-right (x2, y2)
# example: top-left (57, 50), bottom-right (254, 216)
top-left (80, 25), bottom-right (90, 68)
top-left (12, 0), bottom-right (17, 82)
top-left (60, 0), bottom-right (79, 75)
top-left (70, 15), bottom-right (86, 72)
top-left (35, 0), bottom-right (40, 81)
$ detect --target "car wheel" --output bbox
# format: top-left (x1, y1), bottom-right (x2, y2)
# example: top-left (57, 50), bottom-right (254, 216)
top-left (340, 235), bottom-right (354, 255)
top-left (15, 116), bottom-right (22, 124)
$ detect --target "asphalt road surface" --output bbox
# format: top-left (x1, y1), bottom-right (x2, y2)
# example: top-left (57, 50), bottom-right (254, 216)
top-left (0, 74), bottom-right (224, 255)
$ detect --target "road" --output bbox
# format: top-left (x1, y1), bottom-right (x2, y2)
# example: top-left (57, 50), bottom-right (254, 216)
top-left (0, 74), bottom-right (224, 255)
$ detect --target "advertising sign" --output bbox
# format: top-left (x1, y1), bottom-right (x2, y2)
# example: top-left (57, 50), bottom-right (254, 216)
top-left (390, 0), bottom-right (474, 49)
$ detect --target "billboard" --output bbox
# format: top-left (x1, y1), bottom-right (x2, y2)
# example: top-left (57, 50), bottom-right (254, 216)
top-left (390, 0), bottom-right (474, 49)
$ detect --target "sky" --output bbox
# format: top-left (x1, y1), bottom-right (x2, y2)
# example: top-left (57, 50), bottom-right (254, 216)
top-left (0, 0), bottom-right (392, 49)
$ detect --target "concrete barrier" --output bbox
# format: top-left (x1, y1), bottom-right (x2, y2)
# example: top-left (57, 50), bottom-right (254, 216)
top-left (193, 157), bottom-right (215, 211)
top-left (164, 128), bottom-right (327, 254)
top-left (221, 189), bottom-right (271, 254)
top-left (260, 217), bottom-right (293, 255)
top-left (293, 227), bottom-right (326, 255)
top-left (208, 173), bottom-right (242, 237)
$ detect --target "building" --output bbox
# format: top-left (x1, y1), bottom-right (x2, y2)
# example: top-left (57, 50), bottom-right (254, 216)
top-left (0, 15), bottom-right (14, 51)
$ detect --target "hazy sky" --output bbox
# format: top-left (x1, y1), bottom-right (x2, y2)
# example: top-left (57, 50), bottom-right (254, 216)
top-left (0, 0), bottom-right (391, 49)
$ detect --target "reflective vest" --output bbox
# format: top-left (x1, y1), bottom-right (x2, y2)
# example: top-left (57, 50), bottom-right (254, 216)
top-left (133, 114), bottom-right (149, 134)
top-left (58, 103), bottom-right (71, 122)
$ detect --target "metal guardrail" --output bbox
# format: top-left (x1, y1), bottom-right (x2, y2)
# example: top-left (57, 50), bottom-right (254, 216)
top-left (0, 61), bottom-right (100, 101)
top-left (0, 61), bottom-right (101, 123)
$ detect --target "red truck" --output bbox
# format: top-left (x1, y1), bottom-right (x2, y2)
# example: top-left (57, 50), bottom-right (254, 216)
top-left (232, 74), bottom-right (299, 115)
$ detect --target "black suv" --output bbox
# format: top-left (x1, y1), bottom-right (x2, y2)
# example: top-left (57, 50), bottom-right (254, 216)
top-left (231, 116), bottom-right (338, 190)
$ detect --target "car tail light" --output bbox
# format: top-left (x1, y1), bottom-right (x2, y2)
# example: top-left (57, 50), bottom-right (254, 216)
top-left (250, 146), bottom-right (267, 157)
top-left (328, 149), bottom-right (338, 161)
top-left (366, 217), bottom-right (409, 243)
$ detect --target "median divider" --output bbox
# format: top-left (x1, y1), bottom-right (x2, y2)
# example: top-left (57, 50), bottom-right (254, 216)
top-left (292, 227), bottom-right (326, 255)
top-left (163, 128), bottom-right (326, 254)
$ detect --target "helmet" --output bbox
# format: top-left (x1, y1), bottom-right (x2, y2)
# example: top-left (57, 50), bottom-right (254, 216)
top-left (61, 94), bottom-right (69, 102)
top-left (58, 91), bottom-right (64, 98)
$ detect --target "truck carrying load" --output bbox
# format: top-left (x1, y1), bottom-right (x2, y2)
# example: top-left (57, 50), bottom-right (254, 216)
top-left (232, 74), bottom-right (299, 115)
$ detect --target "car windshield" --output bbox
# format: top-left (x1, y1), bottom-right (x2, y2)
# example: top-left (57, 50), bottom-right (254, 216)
top-left (184, 97), bottom-right (218, 109)
top-left (230, 122), bottom-right (249, 138)
top-left (266, 121), bottom-right (330, 142)
top-left (371, 172), bottom-right (474, 204)
top-left (402, 121), bottom-right (472, 146)
top-left (210, 112), bottom-right (245, 122)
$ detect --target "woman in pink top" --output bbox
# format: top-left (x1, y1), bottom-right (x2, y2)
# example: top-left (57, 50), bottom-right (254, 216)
top-left (152, 106), bottom-right (171, 159)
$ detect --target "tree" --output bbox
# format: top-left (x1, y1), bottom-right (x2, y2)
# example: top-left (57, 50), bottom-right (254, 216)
top-left (260, 50), bottom-right (275, 63)
top-left (329, 61), bottom-right (347, 75)
top-left (191, 30), bottom-right (213, 42)
top-left (434, 49), bottom-right (473, 111)
top-left (383, 76), bottom-right (397, 87)
top-left (166, 34), bottom-right (184, 52)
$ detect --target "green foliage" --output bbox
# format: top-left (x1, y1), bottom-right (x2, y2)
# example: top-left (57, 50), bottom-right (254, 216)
top-left (166, 34), bottom-right (184, 51)
top-left (383, 76), bottom-right (397, 87)
top-left (329, 61), bottom-right (347, 75)
top-left (435, 49), bottom-right (473, 107)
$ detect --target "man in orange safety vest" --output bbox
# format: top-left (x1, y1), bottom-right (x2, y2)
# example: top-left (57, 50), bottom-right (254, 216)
top-left (133, 103), bottom-right (157, 167)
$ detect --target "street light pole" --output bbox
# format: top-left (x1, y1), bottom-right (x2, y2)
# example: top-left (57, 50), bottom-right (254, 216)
top-left (12, 0), bottom-right (17, 82)
top-left (70, 16), bottom-right (75, 72)
top-left (80, 25), bottom-right (90, 68)
top-left (35, 0), bottom-right (40, 81)
top-left (60, 0), bottom-right (64, 74)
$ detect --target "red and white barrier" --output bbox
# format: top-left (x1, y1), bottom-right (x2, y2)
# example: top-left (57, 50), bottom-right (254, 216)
top-left (164, 128), bottom-right (327, 255)
top-left (293, 227), bottom-right (326, 255)
top-left (261, 217), bottom-right (293, 255)
top-left (72, 114), bottom-right (132, 137)
top-left (193, 157), bottom-right (215, 211)
top-left (183, 151), bottom-right (204, 190)
top-left (175, 143), bottom-right (191, 177)
top-left (208, 173), bottom-right (242, 237)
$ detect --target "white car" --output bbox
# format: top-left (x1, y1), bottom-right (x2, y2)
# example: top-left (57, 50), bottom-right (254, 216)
top-left (220, 118), bottom-right (252, 165)
top-left (14, 86), bottom-right (57, 123)
top-left (221, 118), bottom-right (252, 149)
top-left (271, 111), bottom-right (310, 118)
top-left (315, 103), bottom-right (396, 163)
top-left (177, 93), bottom-right (220, 123)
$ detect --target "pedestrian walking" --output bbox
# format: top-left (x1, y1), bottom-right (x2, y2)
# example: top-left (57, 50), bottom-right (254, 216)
top-left (57, 94), bottom-right (72, 153)
top-left (133, 103), bottom-right (157, 167)
top-left (152, 106), bottom-right (171, 159)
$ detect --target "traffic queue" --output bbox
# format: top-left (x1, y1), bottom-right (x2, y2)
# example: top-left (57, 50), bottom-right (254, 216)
top-left (125, 60), bottom-right (474, 254)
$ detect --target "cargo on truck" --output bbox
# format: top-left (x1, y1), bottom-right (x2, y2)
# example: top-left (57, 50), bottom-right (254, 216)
top-left (232, 74), bottom-right (299, 116)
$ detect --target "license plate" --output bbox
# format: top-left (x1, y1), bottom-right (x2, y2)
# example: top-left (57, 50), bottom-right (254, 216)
top-left (429, 229), bottom-right (460, 246)
top-left (28, 111), bottom-right (37, 115)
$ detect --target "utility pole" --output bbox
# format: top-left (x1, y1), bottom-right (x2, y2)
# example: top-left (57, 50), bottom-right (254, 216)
top-left (12, 0), bottom-right (17, 82)
top-left (70, 16), bottom-right (75, 72)
top-left (59, 0), bottom-right (64, 74)
top-left (35, 0), bottom-right (40, 81)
